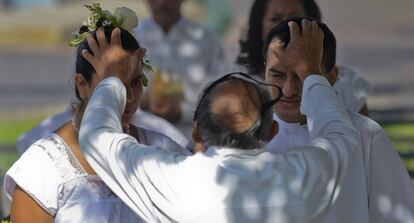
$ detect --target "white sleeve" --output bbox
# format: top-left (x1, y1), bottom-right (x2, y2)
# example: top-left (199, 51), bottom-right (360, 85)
top-left (79, 77), bottom-right (165, 222)
top-left (365, 127), bottom-right (414, 223)
top-left (297, 75), bottom-right (359, 216)
top-left (3, 142), bottom-right (62, 216)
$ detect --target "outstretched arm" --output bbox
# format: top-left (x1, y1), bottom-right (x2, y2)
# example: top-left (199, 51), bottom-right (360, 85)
top-left (79, 28), bottom-right (156, 221)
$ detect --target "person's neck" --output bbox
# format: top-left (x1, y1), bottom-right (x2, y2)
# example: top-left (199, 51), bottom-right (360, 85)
top-left (155, 15), bottom-right (181, 34)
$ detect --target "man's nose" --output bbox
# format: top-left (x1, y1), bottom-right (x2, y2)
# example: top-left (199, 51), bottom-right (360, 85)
top-left (282, 76), bottom-right (300, 98)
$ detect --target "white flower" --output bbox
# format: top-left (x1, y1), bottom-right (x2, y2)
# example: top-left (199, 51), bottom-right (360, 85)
top-left (114, 6), bottom-right (138, 32)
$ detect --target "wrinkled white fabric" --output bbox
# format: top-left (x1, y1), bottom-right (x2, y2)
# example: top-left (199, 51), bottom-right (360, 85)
top-left (80, 75), bottom-right (358, 222)
top-left (267, 113), bottom-right (414, 223)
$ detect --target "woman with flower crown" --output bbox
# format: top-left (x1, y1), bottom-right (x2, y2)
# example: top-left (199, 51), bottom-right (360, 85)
top-left (3, 4), bottom-right (188, 222)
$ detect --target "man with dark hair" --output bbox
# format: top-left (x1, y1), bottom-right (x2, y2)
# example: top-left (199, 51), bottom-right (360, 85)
top-left (238, 0), bottom-right (372, 115)
top-left (79, 22), bottom-right (358, 222)
top-left (264, 18), bottom-right (414, 223)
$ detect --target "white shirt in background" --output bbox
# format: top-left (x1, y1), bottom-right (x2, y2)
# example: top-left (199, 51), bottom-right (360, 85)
top-left (79, 75), bottom-right (358, 222)
top-left (135, 17), bottom-right (227, 122)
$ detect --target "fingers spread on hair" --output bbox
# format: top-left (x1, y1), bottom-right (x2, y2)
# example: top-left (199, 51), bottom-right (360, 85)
top-left (87, 34), bottom-right (99, 54)
top-left (111, 28), bottom-right (122, 45)
top-left (82, 49), bottom-right (95, 65)
top-left (97, 27), bottom-right (109, 48)
top-left (301, 19), bottom-right (311, 39)
top-left (288, 21), bottom-right (300, 43)
top-left (310, 21), bottom-right (319, 39)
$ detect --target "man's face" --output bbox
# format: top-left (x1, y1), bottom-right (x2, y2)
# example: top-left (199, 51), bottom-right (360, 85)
top-left (147, 0), bottom-right (182, 23)
top-left (265, 38), bottom-right (306, 123)
top-left (262, 0), bottom-right (306, 40)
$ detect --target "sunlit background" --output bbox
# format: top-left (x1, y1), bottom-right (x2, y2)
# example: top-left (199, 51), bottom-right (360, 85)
top-left (1, 0), bottom-right (413, 216)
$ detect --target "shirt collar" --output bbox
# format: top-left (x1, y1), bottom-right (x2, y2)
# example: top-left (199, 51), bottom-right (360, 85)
top-left (273, 113), bottom-right (307, 133)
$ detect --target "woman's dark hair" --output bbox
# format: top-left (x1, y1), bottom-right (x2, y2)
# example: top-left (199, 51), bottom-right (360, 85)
top-left (75, 25), bottom-right (140, 103)
top-left (236, 0), bottom-right (322, 76)
top-left (263, 18), bottom-right (336, 73)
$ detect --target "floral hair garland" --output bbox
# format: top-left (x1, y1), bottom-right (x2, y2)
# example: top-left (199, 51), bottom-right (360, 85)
top-left (69, 3), bottom-right (151, 86)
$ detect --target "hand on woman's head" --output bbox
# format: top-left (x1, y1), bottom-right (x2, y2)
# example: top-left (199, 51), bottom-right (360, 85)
top-left (82, 27), bottom-right (142, 83)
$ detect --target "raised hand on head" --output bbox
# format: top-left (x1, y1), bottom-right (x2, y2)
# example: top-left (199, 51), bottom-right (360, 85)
top-left (270, 19), bottom-right (324, 82)
top-left (82, 27), bottom-right (133, 83)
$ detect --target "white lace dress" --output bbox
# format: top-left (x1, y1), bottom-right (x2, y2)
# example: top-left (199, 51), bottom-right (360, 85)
top-left (4, 128), bottom-right (189, 222)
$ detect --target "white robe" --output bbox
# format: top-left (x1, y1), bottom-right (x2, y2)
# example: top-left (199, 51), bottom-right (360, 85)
top-left (79, 75), bottom-right (358, 222)
top-left (267, 113), bottom-right (414, 223)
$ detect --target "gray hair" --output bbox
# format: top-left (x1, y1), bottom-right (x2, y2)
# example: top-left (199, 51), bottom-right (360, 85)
top-left (194, 80), bottom-right (274, 150)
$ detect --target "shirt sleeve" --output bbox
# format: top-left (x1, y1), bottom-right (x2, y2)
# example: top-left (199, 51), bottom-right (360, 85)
top-left (364, 126), bottom-right (414, 223)
top-left (3, 142), bottom-right (62, 216)
top-left (297, 75), bottom-right (359, 218)
top-left (79, 77), bottom-right (164, 222)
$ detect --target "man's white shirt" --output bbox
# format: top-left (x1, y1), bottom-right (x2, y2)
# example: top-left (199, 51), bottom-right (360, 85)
top-left (267, 113), bottom-right (414, 223)
top-left (79, 75), bottom-right (358, 222)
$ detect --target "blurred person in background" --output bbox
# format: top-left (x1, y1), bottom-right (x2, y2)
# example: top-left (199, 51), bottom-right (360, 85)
top-left (236, 0), bottom-right (372, 116)
top-left (264, 18), bottom-right (414, 223)
top-left (135, 0), bottom-right (227, 131)
top-left (3, 5), bottom-right (189, 222)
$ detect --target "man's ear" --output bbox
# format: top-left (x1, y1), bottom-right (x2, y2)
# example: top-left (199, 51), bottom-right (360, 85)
top-left (191, 121), bottom-right (206, 153)
top-left (191, 121), bottom-right (203, 144)
top-left (324, 65), bottom-right (339, 86)
top-left (267, 120), bottom-right (278, 142)
top-left (74, 73), bottom-right (89, 100)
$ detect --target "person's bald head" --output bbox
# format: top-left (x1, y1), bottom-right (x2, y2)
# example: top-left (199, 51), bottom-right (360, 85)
top-left (193, 78), bottom-right (275, 150)
top-left (210, 79), bottom-right (261, 133)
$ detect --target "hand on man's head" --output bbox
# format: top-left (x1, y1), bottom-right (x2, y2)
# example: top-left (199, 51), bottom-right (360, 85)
top-left (82, 28), bottom-right (146, 83)
top-left (271, 19), bottom-right (324, 82)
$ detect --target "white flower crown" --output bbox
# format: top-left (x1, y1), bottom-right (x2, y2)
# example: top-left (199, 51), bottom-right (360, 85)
top-left (69, 3), bottom-right (152, 86)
